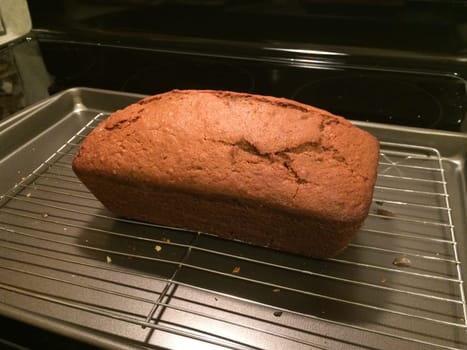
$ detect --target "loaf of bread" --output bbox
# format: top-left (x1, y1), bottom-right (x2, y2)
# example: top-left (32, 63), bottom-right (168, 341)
top-left (72, 90), bottom-right (379, 258)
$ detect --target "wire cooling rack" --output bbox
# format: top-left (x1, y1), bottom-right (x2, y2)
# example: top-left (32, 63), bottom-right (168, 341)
top-left (0, 112), bottom-right (466, 350)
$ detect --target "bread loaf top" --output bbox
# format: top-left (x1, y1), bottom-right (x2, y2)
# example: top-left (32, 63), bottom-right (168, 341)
top-left (73, 90), bottom-right (379, 223)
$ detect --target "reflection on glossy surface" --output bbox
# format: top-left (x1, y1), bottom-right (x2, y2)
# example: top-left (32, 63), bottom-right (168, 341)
top-left (0, 46), bottom-right (25, 119)
top-left (292, 75), bottom-right (442, 128)
top-left (0, 38), bottom-right (50, 121)
top-left (121, 60), bottom-right (255, 94)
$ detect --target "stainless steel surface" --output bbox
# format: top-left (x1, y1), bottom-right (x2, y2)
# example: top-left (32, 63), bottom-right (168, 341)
top-left (1, 88), bottom-right (466, 349)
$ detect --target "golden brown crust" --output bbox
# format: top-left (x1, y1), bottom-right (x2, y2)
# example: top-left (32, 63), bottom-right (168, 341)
top-left (73, 89), bottom-right (379, 258)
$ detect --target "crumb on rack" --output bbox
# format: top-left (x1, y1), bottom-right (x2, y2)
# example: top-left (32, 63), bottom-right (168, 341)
top-left (106, 256), bottom-right (112, 264)
top-left (273, 311), bottom-right (283, 317)
top-left (392, 257), bottom-right (411, 267)
top-left (376, 207), bottom-right (396, 219)
top-left (232, 266), bottom-right (241, 274)
top-left (155, 245), bottom-right (162, 252)
top-left (273, 288), bottom-right (281, 293)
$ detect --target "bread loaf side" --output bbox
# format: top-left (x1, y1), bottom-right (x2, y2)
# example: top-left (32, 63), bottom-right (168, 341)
top-left (72, 90), bottom-right (379, 258)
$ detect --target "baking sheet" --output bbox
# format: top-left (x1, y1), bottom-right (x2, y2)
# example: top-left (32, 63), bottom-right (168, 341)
top-left (0, 87), bottom-right (466, 350)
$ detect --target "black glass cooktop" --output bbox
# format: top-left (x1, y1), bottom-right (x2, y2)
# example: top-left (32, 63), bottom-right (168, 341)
top-left (0, 0), bottom-right (460, 131)
top-left (37, 41), bottom-right (466, 131)
top-left (5, 0), bottom-right (467, 130)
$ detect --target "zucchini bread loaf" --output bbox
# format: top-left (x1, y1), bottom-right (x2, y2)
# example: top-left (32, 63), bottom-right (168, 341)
top-left (72, 90), bottom-right (379, 258)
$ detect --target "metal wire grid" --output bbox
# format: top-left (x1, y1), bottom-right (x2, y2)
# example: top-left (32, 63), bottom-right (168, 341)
top-left (0, 112), bottom-right (466, 350)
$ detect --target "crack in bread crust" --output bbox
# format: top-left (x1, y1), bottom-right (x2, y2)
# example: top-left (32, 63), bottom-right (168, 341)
top-left (206, 137), bottom-right (360, 186)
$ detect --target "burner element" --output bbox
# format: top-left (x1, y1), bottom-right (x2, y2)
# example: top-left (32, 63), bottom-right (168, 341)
top-left (121, 60), bottom-right (255, 94)
top-left (292, 75), bottom-right (442, 128)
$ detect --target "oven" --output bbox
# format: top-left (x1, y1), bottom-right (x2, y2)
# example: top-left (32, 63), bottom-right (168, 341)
top-left (1, 1), bottom-right (467, 349)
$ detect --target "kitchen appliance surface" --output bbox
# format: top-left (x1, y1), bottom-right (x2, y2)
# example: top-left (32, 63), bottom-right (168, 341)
top-left (2, 1), bottom-right (467, 349)
top-left (0, 88), bottom-right (466, 350)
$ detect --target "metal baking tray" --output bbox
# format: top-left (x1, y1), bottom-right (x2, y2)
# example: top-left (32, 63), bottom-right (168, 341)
top-left (1, 87), bottom-right (466, 350)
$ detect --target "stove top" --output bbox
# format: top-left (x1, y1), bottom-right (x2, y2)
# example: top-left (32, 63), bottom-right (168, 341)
top-left (35, 40), bottom-right (466, 131)
top-left (2, 0), bottom-right (466, 131)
